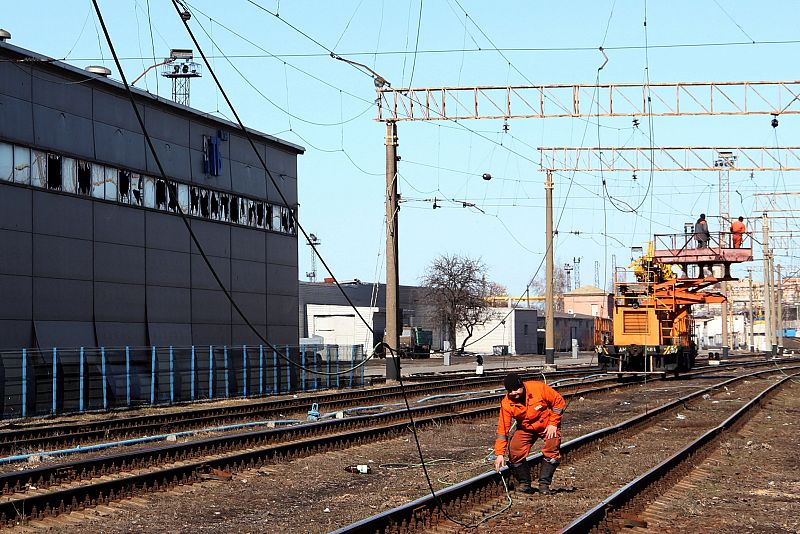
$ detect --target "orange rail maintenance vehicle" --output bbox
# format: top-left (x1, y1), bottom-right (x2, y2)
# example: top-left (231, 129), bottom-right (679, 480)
top-left (597, 229), bottom-right (752, 373)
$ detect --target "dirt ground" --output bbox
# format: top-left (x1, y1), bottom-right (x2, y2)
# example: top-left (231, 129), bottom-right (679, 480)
top-left (24, 375), bottom-right (755, 534)
top-left (633, 378), bottom-right (800, 533)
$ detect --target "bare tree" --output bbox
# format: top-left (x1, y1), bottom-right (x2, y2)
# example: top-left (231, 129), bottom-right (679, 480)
top-left (528, 260), bottom-right (569, 312)
top-left (421, 254), bottom-right (494, 354)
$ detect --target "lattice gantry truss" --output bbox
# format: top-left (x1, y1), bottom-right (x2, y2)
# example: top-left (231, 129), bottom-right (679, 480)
top-left (376, 81), bottom-right (800, 121)
top-left (537, 146), bottom-right (800, 172)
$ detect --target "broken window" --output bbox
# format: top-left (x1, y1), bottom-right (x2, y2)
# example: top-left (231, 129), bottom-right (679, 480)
top-left (143, 176), bottom-right (155, 208)
top-left (0, 142), bottom-right (12, 182)
top-left (288, 208), bottom-right (296, 234)
top-left (219, 194), bottom-right (229, 222)
top-left (229, 195), bottom-right (239, 223)
top-left (247, 200), bottom-right (257, 227)
top-left (130, 173), bottom-right (144, 206)
top-left (189, 186), bottom-right (200, 215)
top-left (178, 183), bottom-right (189, 213)
top-left (91, 164), bottom-right (106, 198)
top-left (199, 189), bottom-right (209, 217)
top-left (256, 202), bottom-right (264, 228)
top-left (118, 170), bottom-right (132, 202)
top-left (12, 146), bottom-right (30, 184)
top-left (264, 204), bottom-right (273, 230)
top-left (166, 181), bottom-right (179, 212)
top-left (77, 160), bottom-right (92, 195)
top-left (280, 207), bottom-right (289, 233)
top-left (104, 166), bottom-right (117, 201)
top-left (210, 191), bottom-right (220, 219)
top-left (46, 154), bottom-right (62, 190)
top-left (62, 157), bottom-right (76, 193)
top-left (239, 198), bottom-right (248, 225)
top-left (154, 178), bottom-right (167, 209)
top-left (32, 150), bottom-right (47, 188)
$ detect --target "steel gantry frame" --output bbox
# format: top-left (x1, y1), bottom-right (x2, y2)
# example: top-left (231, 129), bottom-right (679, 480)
top-left (370, 77), bottom-right (798, 369)
top-left (539, 145), bottom-right (795, 356)
top-left (537, 146), bottom-right (800, 172)
top-left (377, 81), bottom-right (800, 121)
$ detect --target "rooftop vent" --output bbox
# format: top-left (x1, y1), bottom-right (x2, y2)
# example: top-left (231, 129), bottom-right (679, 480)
top-left (0, 29), bottom-right (11, 42)
top-left (85, 65), bottom-right (111, 77)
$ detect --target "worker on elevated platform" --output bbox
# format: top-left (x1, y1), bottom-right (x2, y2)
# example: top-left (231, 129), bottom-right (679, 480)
top-left (494, 373), bottom-right (565, 495)
top-left (731, 216), bottom-right (746, 248)
top-left (694, 213), bottom-right (710, 248)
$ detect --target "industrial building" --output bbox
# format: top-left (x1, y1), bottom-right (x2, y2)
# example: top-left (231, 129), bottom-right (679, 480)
top-left (299, 280), bottom-right (439, 351)
top-left (0, 39), bottom-right (304, 351)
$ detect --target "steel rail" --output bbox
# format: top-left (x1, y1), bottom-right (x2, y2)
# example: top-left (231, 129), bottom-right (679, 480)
top-left (329, 364), bottom-right (800, 534)
top-left (560, 370), bottom-right (799, 533)
top-left (0, 361), bottom-right (761, 525)
top-left (0, 360), bottom-right (785, 526)
top-left (0, 368), bottom-right (603, 453)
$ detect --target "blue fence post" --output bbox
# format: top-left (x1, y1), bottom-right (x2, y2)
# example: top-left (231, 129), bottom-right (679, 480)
top-left (125, 346), bottom-right (131, 407)
top-left (169, 345), bottom-right (174, 404)
top-left (79, 347), bottom-right (85, 412)
top-left (301, 346), bottom-right (306, 392)
top-left (21, 348), bottom-right (27, 418)
top-left (360, 345), bottom-right (365, 386)
top-left (258, 345), bottom-right (264, 396)
top-left (101, 347), bottom-right (107, 410)
top-left (224, 346), bottom-right (229, 399)
top-left (191, 345), bottom-right (196, 400)
top-left (209, 345), bottom-right (214, 399)
top-left (286, 345), bottom-right (291, 392)
top-left (316, 346), bottom-right (321, 391)
top-left (336, 346), bottom-right (341, 389)
top-left (51, 348), bottom-right (58, 415)
top-left (350, 345), bottom-right (357, 388)
top-left (273, 349), bottom-right (278, 394)
top-left (150, 346), bottom-right (156, 406)
top-left (325, 345), bottom-right (331, 389)
top-left (242, 345), bottom-right (248, 397)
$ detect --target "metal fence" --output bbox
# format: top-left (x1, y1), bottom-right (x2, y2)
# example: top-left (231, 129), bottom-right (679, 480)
top-left (0, 344), bottom-right (365, 420)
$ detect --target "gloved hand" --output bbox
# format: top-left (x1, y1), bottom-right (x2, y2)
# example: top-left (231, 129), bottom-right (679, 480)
top-left (494, 454), bottom-right (506, 471)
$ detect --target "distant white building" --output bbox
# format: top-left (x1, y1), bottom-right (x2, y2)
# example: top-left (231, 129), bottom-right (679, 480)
top-left (456, 308), bottom-right (538, 355)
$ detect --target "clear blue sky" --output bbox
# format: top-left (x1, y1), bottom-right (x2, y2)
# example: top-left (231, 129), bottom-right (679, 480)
top-left (4, 1), bottom-right (799, 290)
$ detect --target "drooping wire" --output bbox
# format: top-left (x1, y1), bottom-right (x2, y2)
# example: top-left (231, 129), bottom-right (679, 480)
top-left (90, 0), bottom-right (372, 377)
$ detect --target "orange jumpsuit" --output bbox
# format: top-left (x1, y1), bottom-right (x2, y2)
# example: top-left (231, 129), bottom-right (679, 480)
top-left (494, 381), bottom-right (565, 464)
top-left (730, 220), bottom-right (746, 248)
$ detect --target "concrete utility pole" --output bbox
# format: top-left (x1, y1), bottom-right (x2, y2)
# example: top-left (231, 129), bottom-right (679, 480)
top-left (385, 121), bottom-right (400, 380)
top-left (748, 269), bottom-right (755, 352)
top-left (769, 254), bottom-right (777, 356)
top-left (777, 264), bottom-right (783, 354)
top-left (762, 213), bottom-right (772, 355)
top-left (545, 171), bottom-right (555, 365)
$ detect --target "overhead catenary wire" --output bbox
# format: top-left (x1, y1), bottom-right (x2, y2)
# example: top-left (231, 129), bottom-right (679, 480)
top-left (89, 0), bottom-right (372, 377)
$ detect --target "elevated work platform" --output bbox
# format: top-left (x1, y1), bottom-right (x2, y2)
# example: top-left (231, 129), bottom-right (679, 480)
top-left (651, 232), bottom-right (753, 266)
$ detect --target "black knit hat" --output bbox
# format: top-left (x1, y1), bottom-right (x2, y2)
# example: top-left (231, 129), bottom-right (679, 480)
top-left (503, 373), bottom-right (524, 392)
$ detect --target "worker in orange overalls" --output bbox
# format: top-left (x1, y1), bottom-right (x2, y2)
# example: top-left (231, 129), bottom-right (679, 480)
top-left (731, 216), bottom-right (746, 248)
top-left (493, 373), bottom-right (565, 495)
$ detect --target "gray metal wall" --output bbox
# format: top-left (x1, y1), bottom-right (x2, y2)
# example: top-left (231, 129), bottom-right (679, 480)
top-left (0, 42), bottom-right (301, 350)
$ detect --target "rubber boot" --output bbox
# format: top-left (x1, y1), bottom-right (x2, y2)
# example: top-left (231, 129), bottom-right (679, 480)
top-left (511, 462), bottom-right (535, 493)
top-left (538, 460), bottom-right (558, 495)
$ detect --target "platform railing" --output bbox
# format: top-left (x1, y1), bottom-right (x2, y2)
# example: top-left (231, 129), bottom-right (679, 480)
top-left (0, 343), bottom-right (366, 420)
top-left (654, 231), bottom-right (754, 252)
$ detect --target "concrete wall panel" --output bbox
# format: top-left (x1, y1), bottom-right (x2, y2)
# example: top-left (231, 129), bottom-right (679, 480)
top-left (33, 278), bottom-right (93, 321)
top-left (33, 234), bottom-right (92, 280)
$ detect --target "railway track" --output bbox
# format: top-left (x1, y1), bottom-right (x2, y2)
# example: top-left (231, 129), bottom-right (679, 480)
top-left (330, 362), bottom-right (800, 534)
top-left (562, 371), bottom-right (798, 533)
top-left (0, 367), bottom-right (606, 456)
top-left (0, 358), bottom-right (787, 529)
